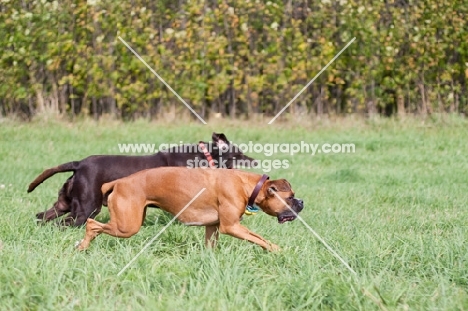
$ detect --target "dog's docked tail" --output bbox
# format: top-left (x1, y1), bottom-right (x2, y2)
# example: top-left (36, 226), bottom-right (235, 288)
top-left (101, 180), bottom-right (119, 207)
top-left (27, 161), bottom-right (79, 193)
top-left (101, 180), bottom-right (118, 197)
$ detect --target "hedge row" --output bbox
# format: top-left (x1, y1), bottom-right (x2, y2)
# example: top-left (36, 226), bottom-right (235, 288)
top-left (1, 0), bottom-right (467, 119)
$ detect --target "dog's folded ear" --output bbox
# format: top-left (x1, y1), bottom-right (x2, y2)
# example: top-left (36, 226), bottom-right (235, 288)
top-left (268, 185), bottom-right (278, 195)
top-left (265, 180), bottom-right (292, 196)
top-left (212, 132), bottom-right (229, 146)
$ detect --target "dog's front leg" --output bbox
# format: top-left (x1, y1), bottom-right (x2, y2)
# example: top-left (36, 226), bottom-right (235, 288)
top-left (219, 223), bottom-right (279, 251)
top-left (205, 225), bottom-right (219, 248)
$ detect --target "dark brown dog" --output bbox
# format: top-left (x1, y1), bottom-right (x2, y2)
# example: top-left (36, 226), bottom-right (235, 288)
top-left (76, 167), bottom-right (304, 251)
top-left (28, 133), bottom-right (256, 226)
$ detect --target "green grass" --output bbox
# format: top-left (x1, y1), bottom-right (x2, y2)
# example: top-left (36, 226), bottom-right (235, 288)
top-left (1, 116), bottom-right (468, 310)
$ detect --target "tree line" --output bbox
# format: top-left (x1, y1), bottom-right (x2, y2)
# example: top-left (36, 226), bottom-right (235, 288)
top-left (1, 0), bottom-right (467, 120)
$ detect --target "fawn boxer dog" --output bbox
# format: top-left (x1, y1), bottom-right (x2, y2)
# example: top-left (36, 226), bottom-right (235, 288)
top-left (28, 133), bottom-right (256, 226)
top-left (76, 167), bottom-right (304, 251)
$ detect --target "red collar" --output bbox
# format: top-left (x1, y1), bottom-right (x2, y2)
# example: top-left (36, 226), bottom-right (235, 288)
top-left (199, 142), bottom-right (216, 168)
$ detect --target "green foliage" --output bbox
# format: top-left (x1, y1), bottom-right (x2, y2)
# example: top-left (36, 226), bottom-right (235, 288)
top-left (0, 0), bottom-right (467, 119)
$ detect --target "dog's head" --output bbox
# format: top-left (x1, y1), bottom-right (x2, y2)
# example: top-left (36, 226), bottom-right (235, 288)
top-left (255, 179), bottom-right (304, 223)
top-left (210, 132), bottom-right (257, 169)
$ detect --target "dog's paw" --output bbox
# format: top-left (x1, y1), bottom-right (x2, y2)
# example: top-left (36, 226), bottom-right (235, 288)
top-left (75, 239), bottom-right (85, 250)
top-left (34, 219), bottom-right (47, 226)
top-left (269, 243), bottom-right (281, 252)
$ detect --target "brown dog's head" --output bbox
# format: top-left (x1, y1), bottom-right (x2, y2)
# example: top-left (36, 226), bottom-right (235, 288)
top-left (255, 179), bottom-right (304, 223)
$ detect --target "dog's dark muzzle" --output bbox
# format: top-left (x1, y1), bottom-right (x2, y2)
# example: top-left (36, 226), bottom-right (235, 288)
top-left (295, 198), bottom-right (304, 212)
top-left (277, 198), bottom-right (304, 224)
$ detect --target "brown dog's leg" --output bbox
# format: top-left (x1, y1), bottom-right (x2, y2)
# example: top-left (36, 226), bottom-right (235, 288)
top-left (76, 218), bottom-right (105, 250)
top-left (61, 196), bottom-right (86, 226)
top-left (36, 179), bottom-right (72, 222)
top-left (141, 207), bottom-right (147, 226)
top-left (77, 192), bottom-right (146, 250)
top-left (219, 223), bottom-right (279, 251)
top-left (66, 185), bottom-right (103, 226)
top-left (205, 225), bottom-right (219, 248)
top-left (77, 215), bottom-right (145, 251)
top-left (37, 200), bottom-right (69, 222)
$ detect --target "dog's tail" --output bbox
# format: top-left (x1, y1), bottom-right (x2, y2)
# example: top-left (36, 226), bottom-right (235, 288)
top-left (101, 180), bottom-right (118, 197)
top-left (101, 180), bottom-right (119, 206)
top-left (27, 161), bottom-right (79, 193)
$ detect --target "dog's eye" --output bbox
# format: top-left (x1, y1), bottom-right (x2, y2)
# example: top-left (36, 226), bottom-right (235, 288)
top-left (288, 196), bottom-right (294, 200)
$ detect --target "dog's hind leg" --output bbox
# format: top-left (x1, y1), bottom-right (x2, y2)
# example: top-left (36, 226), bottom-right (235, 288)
top-left (205, 225), bottom-right (220, 248)
top-left (87, 191), bottom-right (104, 220)
top-left (61, 197), bottom-right (84, 226)
top-left (36, 178), bottom-right (72, 223)
top-left (68, 198), bottom-right (101, 227)
top-left (141, 207), bottom-right (147, 226)
top-left (76, 218), bottom-right (105, 250)
top-left (64, 183), bottom-right (102, 226)
top-left (77, 191), bottom-right (146, 250)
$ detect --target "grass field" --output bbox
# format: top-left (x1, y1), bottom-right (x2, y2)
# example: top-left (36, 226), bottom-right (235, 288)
top-left (1, 116), bottom-right (468, 310)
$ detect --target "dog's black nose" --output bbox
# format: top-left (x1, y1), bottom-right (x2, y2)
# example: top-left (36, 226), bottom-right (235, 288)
top-left (295, 198), bottom-right (304, 212)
